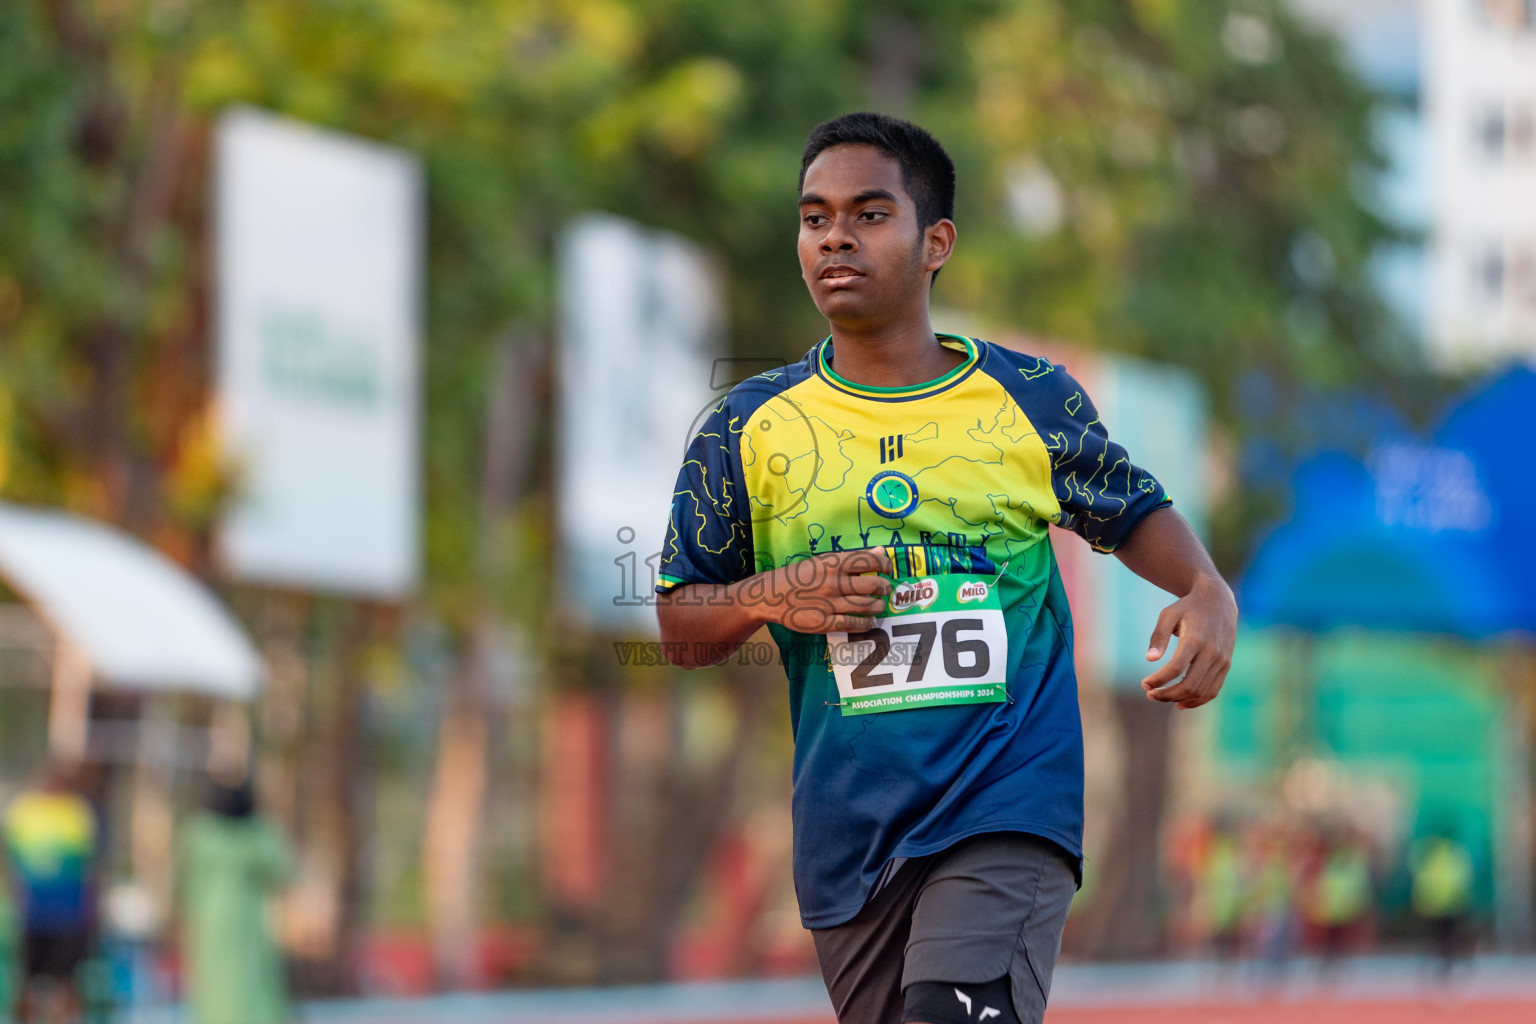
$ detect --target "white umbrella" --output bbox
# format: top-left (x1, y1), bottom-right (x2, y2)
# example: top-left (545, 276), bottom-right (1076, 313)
top-left (0, 502), bottom-right (262, 699)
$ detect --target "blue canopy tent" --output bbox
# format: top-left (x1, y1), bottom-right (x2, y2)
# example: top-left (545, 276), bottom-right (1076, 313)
top-left (1242, 366), bottom-right (1536, 639)
top-left (1433, 366), bottom-right (1536, 638)
top-left (1240, 451), bottom-right (1516, 639)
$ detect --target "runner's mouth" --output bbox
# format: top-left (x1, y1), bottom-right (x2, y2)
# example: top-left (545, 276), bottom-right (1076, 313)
top-left (820, 265), bottom-right (865, 285)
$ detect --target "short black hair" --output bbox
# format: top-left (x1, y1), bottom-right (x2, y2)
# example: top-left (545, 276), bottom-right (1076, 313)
top-left (799, 112), bottom-right (956, 228)
top-left (208, 778), bottom-right (255, 818)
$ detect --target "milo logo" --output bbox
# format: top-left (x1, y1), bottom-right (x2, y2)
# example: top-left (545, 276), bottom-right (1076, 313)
top-left (957, 580), bottom-right (990, 604)
top-left (890, 577), bottom-right (939, 612)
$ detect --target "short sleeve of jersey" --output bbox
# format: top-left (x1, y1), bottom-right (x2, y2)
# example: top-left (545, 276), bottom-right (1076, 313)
top-left (656, 396), bottom-right (754, 592)
top-left (1036, 363), bottom-right (1171, 553)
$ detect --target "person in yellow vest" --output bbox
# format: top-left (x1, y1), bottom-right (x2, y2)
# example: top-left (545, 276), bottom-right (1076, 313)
top-left (1201, 827), bottom-right (1246, 961)
top-left (1304, 827), bottom-right (1374, 971)
top-left (1248, 823), bottom-right (1297, 981)
top-left (1410, 832), bottom-right (1474, 978)
top-left (1, 763), bottom-right (101, 1024)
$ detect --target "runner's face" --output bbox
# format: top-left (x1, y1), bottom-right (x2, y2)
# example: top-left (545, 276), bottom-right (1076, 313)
top-left (798, 145), bottom-right (936, 327)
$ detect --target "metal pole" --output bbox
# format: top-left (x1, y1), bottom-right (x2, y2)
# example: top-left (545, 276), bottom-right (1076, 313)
top-left (1495, 643), bottom-right (1536, 948)
top-left (47, 639), bottom-right (92, 763)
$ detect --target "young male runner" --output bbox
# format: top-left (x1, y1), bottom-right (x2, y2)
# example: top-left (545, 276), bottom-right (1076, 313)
top-left (656, 112), bottom-right (1237, 1024)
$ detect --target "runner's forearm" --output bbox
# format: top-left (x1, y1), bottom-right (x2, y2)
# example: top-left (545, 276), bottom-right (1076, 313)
top-left (658, 551), bottom-right (894, 667)
top-left (657, 578), bottom-right (772, 668)
top-left (1113, 506), bottom-right (1227, 598)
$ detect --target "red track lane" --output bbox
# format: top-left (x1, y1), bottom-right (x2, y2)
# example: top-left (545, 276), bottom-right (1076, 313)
top-left (1046, 1002), bottom-right (1536, 1024)
top-left (670, 1001), bottom-right (1536, 1024)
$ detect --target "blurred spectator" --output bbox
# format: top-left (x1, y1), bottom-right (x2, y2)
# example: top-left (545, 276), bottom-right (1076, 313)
top-left (1246, 822), bottom-right (1297, 976)
top-left (1202, 827), bottom-right (1246, 961)
top-left (0, 762), bottom-right (101, 1024)
top-left (1410, 832), bottom-right (1475, 978)
top-left (177, 778), bottom-right (292, 1024)
top-left (1162, 817), bottom-right (1206, 952)
top-left (1303, 827), bottom-right (1375, 969)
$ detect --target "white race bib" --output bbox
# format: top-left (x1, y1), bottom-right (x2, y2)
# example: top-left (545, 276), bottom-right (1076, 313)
top-left (828, 574), bottom-right (1008, 715)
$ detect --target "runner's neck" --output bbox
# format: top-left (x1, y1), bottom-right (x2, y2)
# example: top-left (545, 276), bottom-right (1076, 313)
top-left (825, 320), bottom-right (965, 389)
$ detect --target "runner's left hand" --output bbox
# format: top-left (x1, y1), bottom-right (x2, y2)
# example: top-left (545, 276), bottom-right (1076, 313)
top-left (1140, 574), bottom-right (1237, 710)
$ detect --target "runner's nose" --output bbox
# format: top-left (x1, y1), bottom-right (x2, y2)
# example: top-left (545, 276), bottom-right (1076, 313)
top-left (821, 216), bottom-right (857, 253)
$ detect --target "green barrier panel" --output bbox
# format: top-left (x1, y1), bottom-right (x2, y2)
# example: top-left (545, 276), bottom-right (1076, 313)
top-left (1213, 628), bottom-right (1500, 911)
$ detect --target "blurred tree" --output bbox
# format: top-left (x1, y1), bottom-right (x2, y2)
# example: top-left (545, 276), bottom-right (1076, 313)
top-left (0, 0), bottom-right (1404, 981)
top-left (951, 0), bottom-right (1408, 568)
top-left (0, 0), bottom-right (209, 539)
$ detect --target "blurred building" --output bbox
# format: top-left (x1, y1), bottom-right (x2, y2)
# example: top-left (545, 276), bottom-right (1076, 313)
top-left (1428, 0), bottom-right (1536, 364)
top-left (1299, 0), bottom-right (1536, 367)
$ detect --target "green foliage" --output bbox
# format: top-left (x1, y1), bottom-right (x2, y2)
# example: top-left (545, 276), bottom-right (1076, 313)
top-left (0, 0), bottom-right (1403, 584)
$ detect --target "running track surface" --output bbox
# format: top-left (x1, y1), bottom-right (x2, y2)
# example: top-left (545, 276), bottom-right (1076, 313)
top-left (668, 1010), bottom-right (1536, 1024)
top-left (132, 956), bottom-right (1536, 1023)
top-left (1048, 1003), bottom-right (1536, 1024)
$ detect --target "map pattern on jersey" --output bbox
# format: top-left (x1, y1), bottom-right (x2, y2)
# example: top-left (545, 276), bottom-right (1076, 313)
top-left (658, 336), bottom-right (1169, 927)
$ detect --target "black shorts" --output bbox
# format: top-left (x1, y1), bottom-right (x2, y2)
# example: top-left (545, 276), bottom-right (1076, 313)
top-left (23, 929), bottom-right (91, 981)
top-left (811, 831), bottom-right (1077, 1024)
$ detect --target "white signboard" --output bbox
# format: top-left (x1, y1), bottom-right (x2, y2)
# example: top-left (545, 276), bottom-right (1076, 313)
top-left (215, 108), bottom-right (421, 597)
top-left (557, 214), bottom-right (721, 632)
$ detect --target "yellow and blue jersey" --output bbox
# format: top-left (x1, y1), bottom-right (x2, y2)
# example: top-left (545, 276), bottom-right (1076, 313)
top-left (3, 790), bottom-right (98, 931)
top-left (657, 334), bottom-right (1169, 927)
